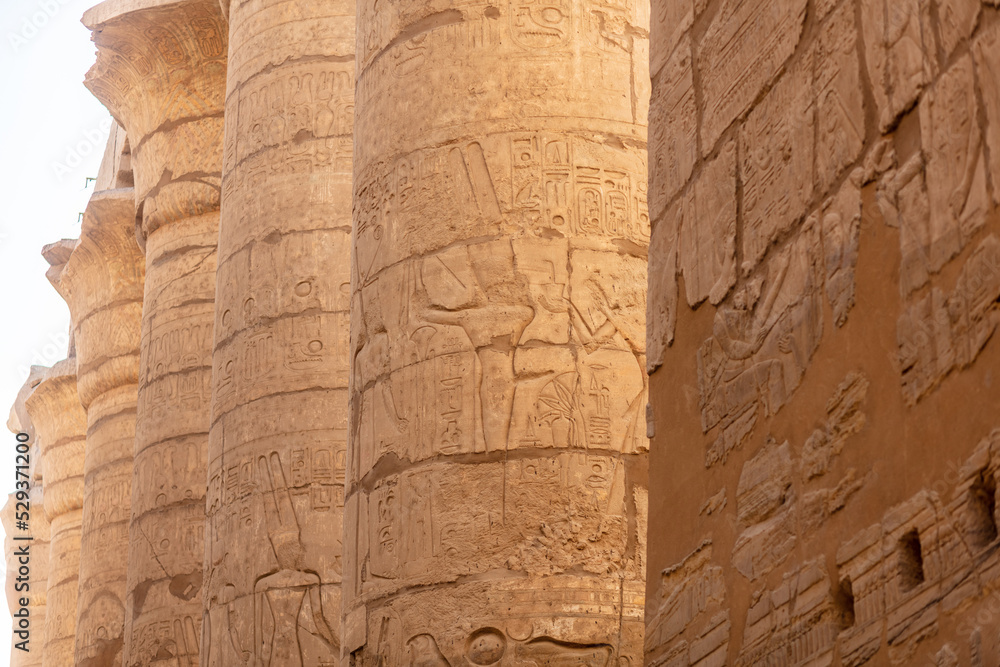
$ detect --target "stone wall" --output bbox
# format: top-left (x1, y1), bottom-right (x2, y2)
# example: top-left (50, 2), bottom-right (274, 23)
top-left (8, 0), bottom-right (1000, 664)
top-left (645, 0), bottom-right (1000, 664)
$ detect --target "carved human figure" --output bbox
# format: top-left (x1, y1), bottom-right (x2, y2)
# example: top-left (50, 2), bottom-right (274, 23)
top-left (347, 1), bottom-right (649, 662)
top-left (254, 454), bottom-right (338, 667)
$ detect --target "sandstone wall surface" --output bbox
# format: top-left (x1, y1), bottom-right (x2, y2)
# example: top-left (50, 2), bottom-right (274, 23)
top-left (203, 0), bottom-right (355, 664)
top-left (645, 0), bottom-right (1000, 664)
top-left (344, 0), bottom-right (651, 663)
top-left (83, 1), bottom-right (229, 662)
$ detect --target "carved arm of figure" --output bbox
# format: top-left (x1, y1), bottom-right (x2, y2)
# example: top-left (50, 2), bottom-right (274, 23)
top-left (949, 119), bottom-right (983, 218)
top-left (229, 603), bottom-right (251, 664)
top-left (709, 232), bottom-right (737, 305)
top-left (585, 279), bottom-right (645, 356)
top-left (174, 616), bottom-right (199, 667)
top-left (713, 307), bottom-right (760, 361)
top-left (254, 579), bottom-right (274, 667)
top-left (570, 301), bottom-right (619, 352)
top-left (306, 585), bottom-right (339, 654)
top-left (259, 453), bottom-right (305, 570)
top-left (754, 249), bottom-right (791, 333)
top-left (714, 251), bottom-right (790, 361)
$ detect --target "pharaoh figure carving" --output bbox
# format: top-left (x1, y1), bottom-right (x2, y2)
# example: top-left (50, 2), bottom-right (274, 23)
top-left (345, 0), bottom-right (650, 663)
top-left (205, 0), bottom-right (353, 664)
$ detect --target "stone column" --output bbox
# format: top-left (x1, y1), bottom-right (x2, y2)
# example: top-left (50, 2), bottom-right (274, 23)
top-left (345, 1), bottom-right (650, 663)
top-left (83, 2), bottom-right (228, 663)
top-left (204, 1), bottom-right (353, 664)
top-left (4, 371), bottom-right (52, 667)
top-left (24, 359), bottom-right (86, 667)
top-left (54, 125), bottom-right (144, 667)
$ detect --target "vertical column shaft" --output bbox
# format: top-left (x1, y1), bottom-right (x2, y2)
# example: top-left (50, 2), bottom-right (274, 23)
top-left (83, 2), bottom-right (229, 662)
top-left (345, 0), bottom-right (650, 663)
top-left (55, 131), bottom-right (145, 666)
top-left (24, 359), bottom-right (87, 667)
top-left (204, 0), bottom-right (355, 664)
top-left (4, 374), bottom-right (51, 667)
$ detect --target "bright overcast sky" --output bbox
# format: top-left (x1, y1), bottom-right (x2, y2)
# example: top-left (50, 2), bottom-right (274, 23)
top-left (0, 0), bottom-right (112, 662)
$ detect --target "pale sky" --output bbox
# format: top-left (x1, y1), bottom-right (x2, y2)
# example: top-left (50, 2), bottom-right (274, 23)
top-left (0, 0), bottom-right (112, 662)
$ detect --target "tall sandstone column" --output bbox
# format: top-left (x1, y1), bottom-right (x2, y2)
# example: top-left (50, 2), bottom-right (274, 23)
top-left (345, 1), bottom-right (650, 663)
top-left (55, 124), bottom-right (144, 666)
top-left (5, 370), bottom-right (52, 667)
top-left (83, 2), bottom-right (228, 663)
top-left (644, 0), bottom-right (1000, 664)
top-left (204, 1), bottom-right (353, 664)
top-left (24, 358), bottom-right (86, 667)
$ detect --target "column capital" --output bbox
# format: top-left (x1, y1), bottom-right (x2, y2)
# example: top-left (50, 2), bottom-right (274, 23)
top-left (58, 188), bottom-right (144, 409)
top-left (83, 0), bottom-right (228, 248)
top-left (7, 366), bottom-right (47, 447)
top-left (23, 359), bottom-right (86, 523)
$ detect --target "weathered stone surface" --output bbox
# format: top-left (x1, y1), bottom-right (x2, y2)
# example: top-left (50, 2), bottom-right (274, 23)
top-left (347, 0), bottom-right (649, 662)
top-left (859, 0), bottom-right (937, 131)
top-left (5, 372), bottom-right (51, 667)
top-left (820, 173), bottom-right (863, 327)
top-left (897, 235), bottom-right (1000, 404)
top-left (973, 22), bottom-right (1000, 207)
top-left (647, 1), bottom-right (1000, 663)
top-left (24, 359), bottom-right (86, 667)
top-left (50, 126), bottom-right (143, 667)
top-left (680, 140), bottom-right (737, 307)
top-left (649, 33), bottom-right (696, 219)
top-left (739, 55), bottom-right (815, 274)
top-left (83, 1), bottom-right (228, 663)
top-left (697, 0), bottom-right (807, 154)
top-left (918, 56), bottom-right (989, 278)
top-left (204, 2), bottom-right (354, 664)
top-left (698, 221), bottom-right (824, 434)
top-left (936, 0), bottom-right (980, 57)
top-left (815, 1), bottom-right (865, 196)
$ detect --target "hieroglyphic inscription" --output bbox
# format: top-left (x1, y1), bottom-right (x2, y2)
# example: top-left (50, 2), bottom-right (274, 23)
top-left (898, 235), bottom-right (1000, 404)
top-left (648, 34), bottom-right (696, 218)
top-left (697, 0), bottom-right (807, 153)
top-left (859, 0), bottom-right (936, 131)
top-left (973, 23), bottom-right (1000, 207)
top-left (919, 57), bottom-right (989, 276)
top-left (815, 1), bottom-right (865, 195)
top-left (739, 57), bottom-right (814, 274)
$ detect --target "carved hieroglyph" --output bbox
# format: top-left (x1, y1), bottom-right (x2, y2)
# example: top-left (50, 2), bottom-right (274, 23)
top-left (5, 371), bottom-right (52, 667)
top-left (83, 1), bottom-right (228, 663)
top-left (646, 0), bottom-right (1000, 664)
top-left (698, 0), bottom-right (807, 154)
top-left (51, 125), bottom-right (144, 667)
top-left (24, 359), bottom-right (86, 667)
top-left (346, 1), bottom-right (650, 663)
top-left (204, 2), bottom-right (353, 665)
